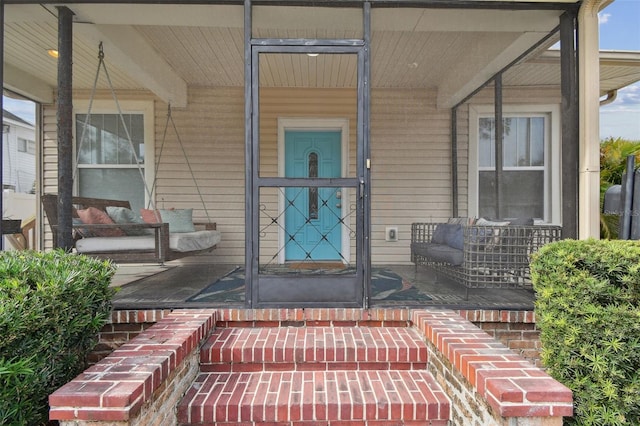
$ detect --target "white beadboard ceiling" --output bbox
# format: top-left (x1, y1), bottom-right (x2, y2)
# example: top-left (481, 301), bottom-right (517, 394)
top-left (3, 3), bottom-right (639, 107)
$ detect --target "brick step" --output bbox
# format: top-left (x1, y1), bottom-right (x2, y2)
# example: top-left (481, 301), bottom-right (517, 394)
top-left (178, 370), bottom-right (450, 425)
top-left (200, 327), bottom-right (428, 372)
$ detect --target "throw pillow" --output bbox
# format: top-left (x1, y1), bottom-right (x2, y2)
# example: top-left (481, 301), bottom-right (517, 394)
top-left (447, 217), bottom-right (472, 226)
top-left (507, 217), bottom-right (534, 226)
top-left (72, 217), bottom-right (94, 238)
top-left (140, 208), bottom-right (163, 223)
top-left (159, 208), bottom-right (195, 233)
top-left (445, 224), bottom-right (464, 250)
top-left (475, 217), bottom-right (510, 249)
top-left (76, 207), bottom-right (126, 237)
top-left (432, 224), bottom-right (449, 244)
top-left (106, 206), bottom-right (150, 236)
top-left (432, 223), bottom-right (463, 250)
top-left (475, 217), bottom-right (510, 227)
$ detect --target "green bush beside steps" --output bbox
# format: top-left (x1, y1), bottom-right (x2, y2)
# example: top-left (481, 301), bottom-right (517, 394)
top-left (531, 240), bottom-right (640, 426)
top-left (0, 250), bottom-right (116, 425)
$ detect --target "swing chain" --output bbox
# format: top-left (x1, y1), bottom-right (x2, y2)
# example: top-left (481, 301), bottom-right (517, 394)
top-left (98, 42), bottom-right (104, 60)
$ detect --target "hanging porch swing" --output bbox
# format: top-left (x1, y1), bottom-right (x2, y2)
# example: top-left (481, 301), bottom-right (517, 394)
top-left (42, 43), bottom-right (221, 263)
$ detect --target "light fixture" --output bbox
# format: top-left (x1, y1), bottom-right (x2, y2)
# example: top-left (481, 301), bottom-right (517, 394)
top-left (47, 49), bottom-right (59, 59)
top-left (307, 53), bottom-right (319, 57)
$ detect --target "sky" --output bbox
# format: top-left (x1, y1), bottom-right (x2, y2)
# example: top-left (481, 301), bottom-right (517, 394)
top-left (598, 0), bottom-right (640, 141)
top-left (2, 0), bottom-right (640, 139)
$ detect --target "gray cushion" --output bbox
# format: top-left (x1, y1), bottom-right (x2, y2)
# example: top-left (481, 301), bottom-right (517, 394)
top-left (425, 244), bottom-right (464, 266)
top-left (432, 223), bottom-right (463, 250)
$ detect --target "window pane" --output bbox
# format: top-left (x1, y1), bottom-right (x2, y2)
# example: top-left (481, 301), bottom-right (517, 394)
top-left (478, 118), bottom-right (494, 168)
top-left (503, 117), bottom-right (518, 167)
top-left (78, 169), bottom-right (145, 213)
top-left (530, 117), bottom-right (544, 166)
top-left (479, 170), bottom-right (544, 219)
top-left (76, 113), bottom-right (144, 165)
top-left (482, 116), bottom-right (545, 168)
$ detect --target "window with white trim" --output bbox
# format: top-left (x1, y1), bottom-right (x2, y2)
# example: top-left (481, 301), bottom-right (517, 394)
top-left (470, 105), bottom-right (560, 224)
top-left (74, 102), bottom-right (154, 213)
top-left (18, 137), bottom-right (35, 154)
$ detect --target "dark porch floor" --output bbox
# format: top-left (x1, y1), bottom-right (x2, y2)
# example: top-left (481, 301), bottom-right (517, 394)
top-left (110, 257), bottom-right (536, 311)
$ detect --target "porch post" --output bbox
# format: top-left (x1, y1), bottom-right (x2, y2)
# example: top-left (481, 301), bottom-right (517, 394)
top-left (560, 11), bottom-right (578, 239)
top-left (578, 0), bottom-right (607, 239)
top-left (494, 74), bottom-right (503, 220)
top-left (451, 107), bottom-right (458, 218)
top-left (56, 6), bottom-right (74, 250)
top-left (244, 0), bottom-right (254, 307)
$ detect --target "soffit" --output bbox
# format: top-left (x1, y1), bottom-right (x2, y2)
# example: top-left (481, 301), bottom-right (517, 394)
top-left (504, 50), bottom-right (640, 96)
top-left (7, 3), bottom-right (637, 105)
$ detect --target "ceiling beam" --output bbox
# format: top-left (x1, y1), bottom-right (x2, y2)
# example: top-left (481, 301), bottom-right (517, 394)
top-left (75, 23), bottom-right (188, 107)
top-left (3, 63), bottom-right (54, 104)
top-left (437, 31), bottom-right (551, 108)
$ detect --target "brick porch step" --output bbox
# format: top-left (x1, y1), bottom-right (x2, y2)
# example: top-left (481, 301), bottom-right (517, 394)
top-left (200, 327), bottom-right (428, 372)
top-left (178, 370), bottom-right (450, 425)
top-left (180, 326), bottom-right (450, 425)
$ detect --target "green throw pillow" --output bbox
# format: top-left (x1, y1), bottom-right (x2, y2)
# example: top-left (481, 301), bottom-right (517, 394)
top-left (106, 206), bottom-right (150, 236)
top-left (159, 209), bottom-right (196, 233)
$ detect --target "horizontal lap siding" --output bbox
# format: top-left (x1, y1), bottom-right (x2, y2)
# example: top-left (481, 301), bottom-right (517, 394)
top-left (42, 105), bottom-right (58, 249)
top-left (40, 87), bottom-right (453, 266)
top-left (154, 87), bottom-right (245, 264)
top-left (371, 88), bottom-right (451, 265)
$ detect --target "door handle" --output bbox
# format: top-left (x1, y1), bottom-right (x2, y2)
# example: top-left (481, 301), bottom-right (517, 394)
top-left (336, 203), bottom-right (342, 208)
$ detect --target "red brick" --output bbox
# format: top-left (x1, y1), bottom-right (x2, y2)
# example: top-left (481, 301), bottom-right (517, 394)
top-left (513, 377), bottom-right (573, 402)
top-left (486, 378), bottom-right (524, 403)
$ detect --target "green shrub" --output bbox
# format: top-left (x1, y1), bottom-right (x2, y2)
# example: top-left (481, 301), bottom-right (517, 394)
top-left (531, 240), bottom-right (640, 425)
top-left (0, 250), bottom-right (116, 425)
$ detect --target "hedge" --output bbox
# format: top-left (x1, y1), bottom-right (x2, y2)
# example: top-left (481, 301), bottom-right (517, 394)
top-left (0, 250), bottom-right (116, 425)
top-left (531, 239), bottom-right (640, 426)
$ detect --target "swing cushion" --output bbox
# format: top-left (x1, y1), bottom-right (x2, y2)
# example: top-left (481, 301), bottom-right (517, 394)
top-left (106, 206), bottom-right (150, 236)
top-left (75, 229), bottom-right (221, 254)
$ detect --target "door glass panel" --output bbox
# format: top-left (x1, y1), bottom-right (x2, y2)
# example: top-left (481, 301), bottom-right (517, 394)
top-left (254, 49), bottom-right (360, 278)
top-left (308, 152), bottom-right (319, 219)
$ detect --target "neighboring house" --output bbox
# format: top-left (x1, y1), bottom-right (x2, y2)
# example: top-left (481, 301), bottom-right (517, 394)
top-left (2, 109), bottom-right (35, 194)
top-left (2, 0), bottom-right (640, 307)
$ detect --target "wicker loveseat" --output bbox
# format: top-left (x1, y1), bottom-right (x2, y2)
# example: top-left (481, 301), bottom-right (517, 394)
top-left (411, 218), bottom-right (562, 298)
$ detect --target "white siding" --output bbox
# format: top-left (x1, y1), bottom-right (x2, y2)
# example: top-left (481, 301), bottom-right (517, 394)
top-left (371, 88), bottom-right (451, 264)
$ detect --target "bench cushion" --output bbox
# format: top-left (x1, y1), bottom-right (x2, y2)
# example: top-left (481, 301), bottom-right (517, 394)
top-left (75, 230), bottom-right (221, 254)
top-left (411, 242), bottom-right (463, 266)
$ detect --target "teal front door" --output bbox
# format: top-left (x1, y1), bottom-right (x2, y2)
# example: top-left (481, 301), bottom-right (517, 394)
top-left (285, 130), bottom-right (342, 261)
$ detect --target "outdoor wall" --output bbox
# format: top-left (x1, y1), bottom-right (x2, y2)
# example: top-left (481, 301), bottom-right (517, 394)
top-left (371, 88), bottom-right (452, 264)
top-left (41, 85), bottom-right (561, 266)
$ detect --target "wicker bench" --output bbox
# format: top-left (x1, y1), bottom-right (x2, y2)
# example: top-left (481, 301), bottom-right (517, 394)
top-left (411, 221), bottom-right (562, 298)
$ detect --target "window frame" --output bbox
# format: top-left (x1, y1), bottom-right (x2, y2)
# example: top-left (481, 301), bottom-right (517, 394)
top-left (468, 104), bottom-right (561, 224)
top-left (72, 100), bottom-right (155, 204)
